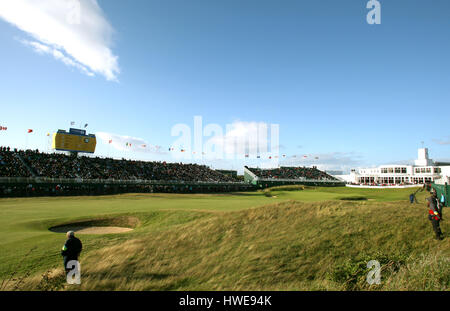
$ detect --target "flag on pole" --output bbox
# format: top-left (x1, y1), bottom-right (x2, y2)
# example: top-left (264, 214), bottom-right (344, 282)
top-left (84, 123), bottom-right (88, 128)
top-left (109, 139), bottom-right (112, 144)
top-left (142, 144), bottom-right (146, 148)
top-left (245, 154), bottom-right (249, 158)
top-left (70, 121), bottom-right (75, 126)
top-left (0, 126), bottom-right (7, 131)
top-left (27, 129), bottom-right (33, 133)
top-left (46, 133), bottom-right (50, 136)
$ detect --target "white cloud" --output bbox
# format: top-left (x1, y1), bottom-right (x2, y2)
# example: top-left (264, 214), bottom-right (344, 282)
top-left (206, 121), bottom-right (278, 156)
top-left (433, 136), bottom-right (450, 145)
top-left (0, 0), bottom-right (119, 81)
top-left (96, 132), bottom-right (167, 155)
top-left (20, 39), bottom-right (94, 77)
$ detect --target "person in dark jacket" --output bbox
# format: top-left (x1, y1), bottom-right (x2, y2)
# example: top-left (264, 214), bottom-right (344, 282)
top-left (427, 190), bottom-right (444, 240)
top-left (61, 231), bottom-right (82, 274)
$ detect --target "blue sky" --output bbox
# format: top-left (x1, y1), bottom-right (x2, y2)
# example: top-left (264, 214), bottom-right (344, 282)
top-left (0, 0), bottom-right (450, 172)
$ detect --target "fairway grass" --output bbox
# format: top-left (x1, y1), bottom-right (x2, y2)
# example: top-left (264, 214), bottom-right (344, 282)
top-left (0, 187), bottom-right (448, 291)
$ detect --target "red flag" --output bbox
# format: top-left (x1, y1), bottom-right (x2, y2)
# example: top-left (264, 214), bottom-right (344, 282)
top-left (27, 129), bottom-right (33, 133)
top-left (109, 139), bottom-right (112, 144)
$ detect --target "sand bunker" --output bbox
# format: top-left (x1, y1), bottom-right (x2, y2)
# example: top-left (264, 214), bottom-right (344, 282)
top-left (49, 216), bottom-right (139, 235)
top-left (50, 226), bottom-right (133, 234)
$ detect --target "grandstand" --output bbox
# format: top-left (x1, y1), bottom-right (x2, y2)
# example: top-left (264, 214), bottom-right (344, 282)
top-left (0, 147), bottom-right (252, 197)
top-left (0, 147), bottom-right (343, 197)
top-left (0, 147), bottom-right (32, 177)
top-left (244, 166), bottom-right (343, 188)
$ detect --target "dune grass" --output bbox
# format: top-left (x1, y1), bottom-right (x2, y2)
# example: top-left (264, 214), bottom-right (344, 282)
top-left (0, 186), bottom-right (448, 291)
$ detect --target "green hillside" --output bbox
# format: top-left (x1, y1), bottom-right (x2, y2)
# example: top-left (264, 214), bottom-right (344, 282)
top-left (0, 187), bottom-right (448, 291)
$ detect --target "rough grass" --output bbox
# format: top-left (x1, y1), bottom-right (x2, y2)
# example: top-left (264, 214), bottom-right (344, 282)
top-left (0, 187), bottom-right (448, 291)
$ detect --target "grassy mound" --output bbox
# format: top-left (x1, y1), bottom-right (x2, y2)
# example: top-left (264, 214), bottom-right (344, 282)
top-left (263, 185), bottom-right (309, 197)
top-left (15, 199), bottom-right (449, 291)
top-left (0, 188), bottom-right (445, 291)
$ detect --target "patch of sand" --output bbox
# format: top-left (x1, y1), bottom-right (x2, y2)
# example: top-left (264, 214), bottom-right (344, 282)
top-left (50, 226), bottom-right (133, 234)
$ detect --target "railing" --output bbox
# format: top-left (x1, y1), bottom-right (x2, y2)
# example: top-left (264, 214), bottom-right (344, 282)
top-left (0, 176), bottom-right (251, 186)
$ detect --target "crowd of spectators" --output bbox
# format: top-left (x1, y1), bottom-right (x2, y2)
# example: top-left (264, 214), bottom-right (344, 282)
top-left (247, 166), bottom-right (337, 181)
top-left (1, 148), bottom-right (239, 182)
top-left (0, 146), bottom-right (32, 177)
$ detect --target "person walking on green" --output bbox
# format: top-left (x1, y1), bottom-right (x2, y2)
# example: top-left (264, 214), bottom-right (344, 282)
top-left (61, 231), bottom-right (82, 274)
